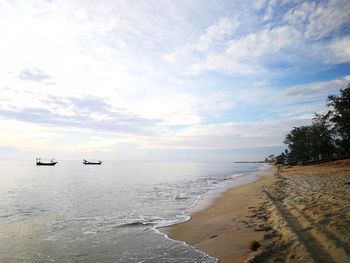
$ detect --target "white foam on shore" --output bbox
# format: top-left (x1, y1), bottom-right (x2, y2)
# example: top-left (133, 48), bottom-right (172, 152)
top-left (153, 226), bottom-right (219, 263)
top-left (186, 163), bottom-right (270, 213)
top-left (155, 164), bottom-right (270, 263)
top-left (155, 163), bottom-right (270, 227)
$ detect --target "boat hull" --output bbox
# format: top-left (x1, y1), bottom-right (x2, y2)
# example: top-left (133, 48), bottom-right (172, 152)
top-left (36, 162), bottom-right (57, 166)
top-left (83, 162), bottom-right (102, 165)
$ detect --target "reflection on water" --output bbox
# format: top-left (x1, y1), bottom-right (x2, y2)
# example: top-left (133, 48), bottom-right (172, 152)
top-left (0, 161), bottom-right (264, 262)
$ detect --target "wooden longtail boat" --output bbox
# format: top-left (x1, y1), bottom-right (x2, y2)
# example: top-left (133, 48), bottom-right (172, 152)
top-left (36, 158), bottom-right (57, 166)
top-left (83, 159), bottom-right (102, 165)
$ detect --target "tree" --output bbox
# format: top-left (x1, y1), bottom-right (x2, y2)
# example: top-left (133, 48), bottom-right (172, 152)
top-left (284, 126), bottom-right (312, 162)
top-left (265, 154), bottom-right (275, 163)
top-left (275, 152), bottom-right (286, 164)
top-left (327, 83), bottom-right (350, 155)
top-left (281, 82), bottom-right (349, 164)
top-left (309, 113), bottom-right (334, 159)
top-left (283, 115), bottom-right (335, 162)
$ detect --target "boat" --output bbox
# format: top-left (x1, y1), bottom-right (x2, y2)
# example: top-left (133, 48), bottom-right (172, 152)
top-left (36, 158), bottom-right (57, 166)
top-left (83, 159), bottom-right (102, 165)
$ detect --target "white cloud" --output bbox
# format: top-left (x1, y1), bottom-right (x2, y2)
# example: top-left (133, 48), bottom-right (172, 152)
top-left (284, 0), bottom-right (350, 40)
top-left (188, 53), bottom-right (260, 75)
top-left (0, 1), bottom-right (349, 161)
top-left (263, 0), bottom-right (277, 22)
top-left (177, 0), bottom-right (350, 76)
top-left (195, 17), bottom-right (240, 51)
top-left (146, 119), bottom-right (308, 150)
top-left (227, 26), bottom-right (300, 59)
top-left (188, 25), bottom-right (300, 75)
top-left (253, 0), bottom-right (269, 10)
top-left (162, 48), bottom-right (189, 64)
top-left (329, 36), bottom-right (350, 64)
top-left (282, 75), bottom-right (350, 98)
top-left (163, 1), bottom-right (349, 76)
top-left (270, 76), bottom-right (350, 120)
top-left (163, 16), bottom-right (240, 65)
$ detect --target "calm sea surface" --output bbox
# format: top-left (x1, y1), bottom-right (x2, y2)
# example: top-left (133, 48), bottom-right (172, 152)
top-left (0, 161), bottom-right (267, 262)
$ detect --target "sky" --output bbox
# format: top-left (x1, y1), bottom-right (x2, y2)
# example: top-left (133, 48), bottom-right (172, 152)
top-left (0, 0), bottom-right (349, 161)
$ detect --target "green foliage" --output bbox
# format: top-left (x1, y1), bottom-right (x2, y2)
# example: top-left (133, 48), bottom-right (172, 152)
top-left (309, 113), bottom-right (334, 157)
top-left (284, 126), bottom-right (312, 162)
top-left (327, 83), bottom-right (350, 154)
top-left (275, 152), bottom-right (286, 164)
top-left (283, 115), bottom-right (334, 162)
top-left (281, 83), bottom-right (350, 163)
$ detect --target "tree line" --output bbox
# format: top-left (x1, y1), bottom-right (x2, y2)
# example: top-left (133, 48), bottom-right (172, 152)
top-left (275, 83), bottom-right (350, 165)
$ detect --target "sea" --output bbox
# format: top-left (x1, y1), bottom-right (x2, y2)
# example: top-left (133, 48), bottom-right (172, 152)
top-left (0, 161), bottom-right (267, 262)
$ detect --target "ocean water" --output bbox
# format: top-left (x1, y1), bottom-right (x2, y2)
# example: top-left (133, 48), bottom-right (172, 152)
top-left (0, 161), bottom-right (267, 262)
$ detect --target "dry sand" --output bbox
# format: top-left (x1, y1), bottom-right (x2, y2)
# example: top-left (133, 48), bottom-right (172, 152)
top-left (162, 159), bottom-right (350, 263)
top-left (252, 159), bottom-right (350, 263)
top-left (161, 167), bottom-right (276, 263)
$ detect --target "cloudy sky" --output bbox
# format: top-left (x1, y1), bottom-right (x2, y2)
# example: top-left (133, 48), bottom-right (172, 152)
top-left (0, 0), bottom-right (349, 161)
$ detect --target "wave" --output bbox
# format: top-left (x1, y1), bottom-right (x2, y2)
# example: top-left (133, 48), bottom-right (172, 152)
top-left (118, 221), bottom-right (154, 228)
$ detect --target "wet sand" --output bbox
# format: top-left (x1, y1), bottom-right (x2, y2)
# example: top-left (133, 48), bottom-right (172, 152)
top-left (161, 167), bottom-right (276, 263)
top-left (163, 159), bottom-right (350, 263)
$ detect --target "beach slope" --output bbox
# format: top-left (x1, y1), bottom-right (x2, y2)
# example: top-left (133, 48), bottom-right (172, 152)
top-left (162, 167), bottom-right (276, 263)
top-left (252, 159), bottom-right (350, 263)
top-left (163, 160), bottom-right (350, 263)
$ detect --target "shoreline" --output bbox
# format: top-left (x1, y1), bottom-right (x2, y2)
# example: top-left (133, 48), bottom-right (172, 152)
top-left (189, 165), bottom-right (269, 214)
top-left (162, 160), bottom-right (350, 263)
top-left (161, 166), bottom-right (276, 263)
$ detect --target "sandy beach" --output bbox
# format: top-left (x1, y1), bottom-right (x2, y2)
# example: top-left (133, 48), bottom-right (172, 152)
top-left (162, 160), bottom-right (350, 263)
top-left (162, 167), bottom-right (277, 263)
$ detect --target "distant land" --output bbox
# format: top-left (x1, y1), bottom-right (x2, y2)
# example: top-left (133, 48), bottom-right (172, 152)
top-left (234, 161), bottom-right (273, 163)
